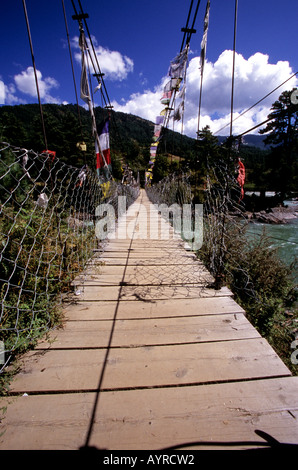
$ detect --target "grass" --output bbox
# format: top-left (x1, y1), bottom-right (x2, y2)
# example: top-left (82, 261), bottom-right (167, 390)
top-left (200, 221), bottom-right (298, 375)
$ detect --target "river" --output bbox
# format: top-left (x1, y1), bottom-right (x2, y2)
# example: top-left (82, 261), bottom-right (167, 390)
top-left (246, 200), bottom-right (298, 282)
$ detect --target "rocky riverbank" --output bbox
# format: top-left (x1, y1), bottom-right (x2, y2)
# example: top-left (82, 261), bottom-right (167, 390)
top-left (246, 204), bottom-right (298, 224)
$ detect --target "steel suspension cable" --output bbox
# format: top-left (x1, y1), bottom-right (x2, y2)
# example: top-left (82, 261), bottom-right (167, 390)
top-left (22, 0), bottom-right (48, 150)
top-left (71, 0), bottom-right (108, 109)
top-left (77, 0), bottom-right (113, 110)
top-left (230, 0), bottom-right (238, 137)
top-left (187, 0), bottom-right (201, 45)
top-left (214, 71), bottom-right (298, 136)
top-left (61, 0), bottom-right (84, 136)
top-left (180, 0), bottom-right (194, 52)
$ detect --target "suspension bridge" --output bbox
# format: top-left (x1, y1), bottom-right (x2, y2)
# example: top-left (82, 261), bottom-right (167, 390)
top-left (1, 0), bottom-right (298, 451)
top-left (0, 187), bottom-right (298, 450)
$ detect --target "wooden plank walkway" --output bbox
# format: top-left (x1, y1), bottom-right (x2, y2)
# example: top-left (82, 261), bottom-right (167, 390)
top-left (1, 189), bottom-right (298, 450)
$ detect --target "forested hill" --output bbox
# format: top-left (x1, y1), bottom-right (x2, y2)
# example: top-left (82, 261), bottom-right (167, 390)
top-left (0, 103), bottom-right (273, 189)
top-left (0, 103), bottom-right (196, 179)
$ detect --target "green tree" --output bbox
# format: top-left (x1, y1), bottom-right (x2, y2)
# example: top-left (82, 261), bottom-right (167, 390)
top-left (0, 112), bottom-right (27, 146)
top-left (197, 125), bottom-right (220, 164)
top-left (152, 154), bottom-right (169, 183)
top-left (194, 125), bottom-right (221, 196)
top-left (259, 88), bottom-right (298, 195)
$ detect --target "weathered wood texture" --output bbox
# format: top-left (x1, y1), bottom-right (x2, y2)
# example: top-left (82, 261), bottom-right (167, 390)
top-left (1, 190), bottom-right (297, 450)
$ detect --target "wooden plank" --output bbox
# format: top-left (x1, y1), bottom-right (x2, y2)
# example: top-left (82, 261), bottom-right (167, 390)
top-left (71, 274), bottom-right (125, 286)
top-left (112, 227), bottom-right (179, 238)
top-left (105, 239), bottom-right (188, 248)
top-left (63, 297), bottom-right (246, 321)
top-left (96, 251), bottom-right (197, 259)
top-left (71, 271), bottom-right (214, 286)
top-left (35, 313), bottom-right (260, 350)
top-left (98, 245), bottom-right (189, 252)
top-left (74, 285), bottom-right (121, 300)
top-left (89, 257), bottom-right (200, 266)
top-left (82, 262), bottom-right (207, 276)
top-left (120, 284), bottom-right (233, 300)
top-left (71, 262), bottom-right (213, 286)
top-left (75, 285), bottom-right (232, 301)
top-left (2, 189), bottom-right (296, 452)
top-left (78, 265), bottom-right (126, 275)
top-left (10, 338), bottom-right (290, 393)
top-left (122, 264), bottom-right (213, 285)
top-left (1, 377), bottom-right (298, 449)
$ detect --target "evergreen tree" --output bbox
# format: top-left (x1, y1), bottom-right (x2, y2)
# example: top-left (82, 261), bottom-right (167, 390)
top-left (197, 125), bottom-right (220, 166)
top-left (259, 88), bottom-right (298, 194)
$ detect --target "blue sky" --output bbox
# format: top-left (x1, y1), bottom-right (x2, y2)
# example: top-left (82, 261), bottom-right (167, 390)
top-left (1, 0), bottom-right (297, 138)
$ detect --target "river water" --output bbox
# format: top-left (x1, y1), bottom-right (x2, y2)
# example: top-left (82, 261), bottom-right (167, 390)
top-left (246, 200), bottom-right (298, 282)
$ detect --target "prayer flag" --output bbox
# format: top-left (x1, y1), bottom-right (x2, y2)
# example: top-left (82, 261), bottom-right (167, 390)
top-left (171, 78), bottom-right (182, 90)
top-left (94, 82), bottom-right (102, 94)
top-left (160, 91), bottom-right (172, 105)
top-left (173, 103), bottom-right (183, 122)
top-left (98, 119), bottom-right (111, 168)
top-left (79, 28), bottom-right (91, 106)
top-left (42, 150), bottom-right (56, 161)
top-left (163, 80), bottom-right (172, 93)
top-left (200, 0), bottom-right (210, 70)
top-left (237, 159), bottom-right (245, 200)
top-left (168, 46), bottom-right (188, 79)
top-left (156, 115), bottom-right (164, 125)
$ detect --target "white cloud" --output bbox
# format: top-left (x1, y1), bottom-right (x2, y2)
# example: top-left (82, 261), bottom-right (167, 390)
top-left (0, 80), bottom-right (25, 105)
top-left (94, 46), bottom-right (133, 81)
top-left (5, 83), bottom-right (23, 105)
top-left (112, 85), bottom-right (164, 123)
top-left (184, 50), bottom-right (297, 136)
top-left (73, 36), bottom-right (134, 82)
top-left (0, 80), bottom-right (5, 104)
top-left (112, 50), bottom-right (298, 138)
top-left (14, 66), bottom-right (60, 103)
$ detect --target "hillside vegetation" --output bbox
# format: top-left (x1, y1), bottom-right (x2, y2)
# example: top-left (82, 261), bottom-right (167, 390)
top-left (0, 103), bottom-right (272, 190)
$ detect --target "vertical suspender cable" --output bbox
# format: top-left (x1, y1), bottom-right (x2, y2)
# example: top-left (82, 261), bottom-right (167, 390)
top-left (22, 0), bottom-right (48, 150)
top-left (230, 0), bottom-right (238, 137)
top-left (181, 0), bottom-right (194, 52)
top-left (61, 0), bottom-right (84, 137)
top-left (74, 0), bottom-right (126, 168)
top-left (62, 0), bottom-right (80, 111)
top-left (77, 0), bottom-right (112, 109)
top-left (22, 0), bottom-right (65, 254)
top-left (187, 0), bottom-right (201, 45)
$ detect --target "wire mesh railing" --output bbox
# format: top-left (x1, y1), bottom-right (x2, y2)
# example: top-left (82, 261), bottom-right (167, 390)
top-left (0, 142), bottom-right (139, 372)
top-left (146, 161), bottom-right (297, 368)
top-left (146, 165), bottom-right (247, 289)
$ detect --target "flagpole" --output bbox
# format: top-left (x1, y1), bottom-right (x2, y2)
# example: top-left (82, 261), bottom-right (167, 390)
top-left (197, 65), bottom-right (204, 138)
top-left (197, 0), bottom-right (210, 138)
